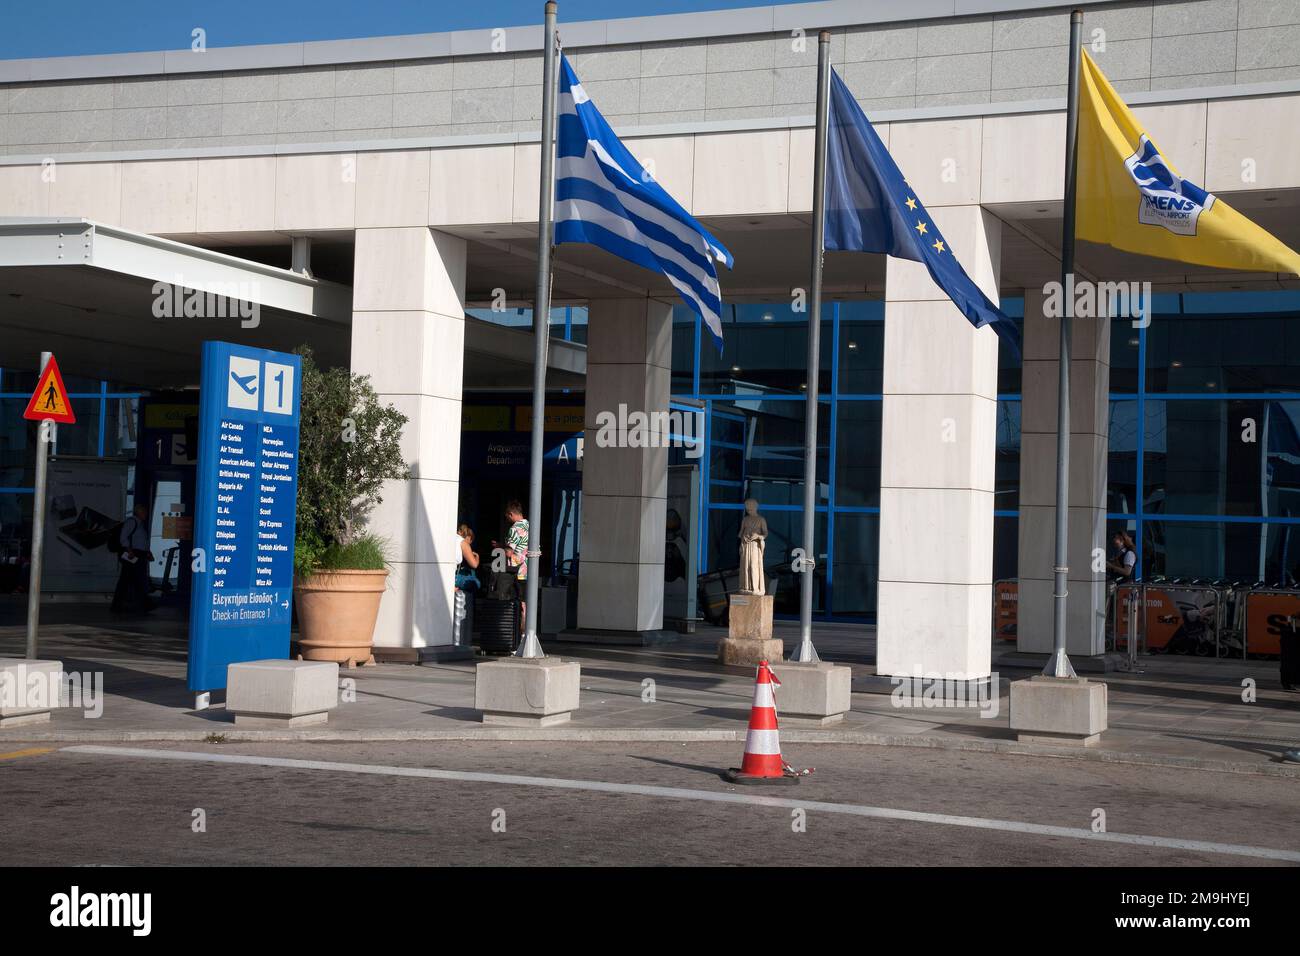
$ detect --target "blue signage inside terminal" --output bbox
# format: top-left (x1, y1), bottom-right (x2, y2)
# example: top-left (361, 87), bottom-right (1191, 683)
top-left (187, 341), bottom-right (301, 692)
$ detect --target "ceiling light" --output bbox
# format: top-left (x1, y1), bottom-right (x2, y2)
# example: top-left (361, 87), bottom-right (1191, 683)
top-left (847, 341), bottom-right (858, 350)
top-left (1127, 337), bottom-right (1139, 346)
top-left (761, 312), bottom-right (774, 322)
top-left (731, 365), bottom-right (741, 373)
top-left (1170, 360), bottom-right (1183, 368)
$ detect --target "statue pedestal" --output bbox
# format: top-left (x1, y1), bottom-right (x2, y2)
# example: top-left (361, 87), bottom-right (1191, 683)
top-left (718, 593), bottom-right (781, 666)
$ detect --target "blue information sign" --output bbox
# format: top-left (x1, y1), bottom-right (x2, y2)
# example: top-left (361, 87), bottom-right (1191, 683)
top-left (187, 341), bottom-right (301, 692)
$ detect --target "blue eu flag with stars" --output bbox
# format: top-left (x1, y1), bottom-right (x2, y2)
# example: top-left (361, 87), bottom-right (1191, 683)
top-left (824, 69), bottom-right (1020, 356)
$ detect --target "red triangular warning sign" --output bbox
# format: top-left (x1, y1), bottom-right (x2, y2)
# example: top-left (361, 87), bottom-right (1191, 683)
top-left (23, 356), bottom-right (76, 424)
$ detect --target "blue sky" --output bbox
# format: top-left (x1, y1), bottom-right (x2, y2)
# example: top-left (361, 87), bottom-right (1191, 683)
top-left (0, 0), bottom-right (820, 60)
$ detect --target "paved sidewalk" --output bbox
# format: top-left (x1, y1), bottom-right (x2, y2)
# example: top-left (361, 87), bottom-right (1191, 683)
top-left (2, 610), bottom-right (1299, 777)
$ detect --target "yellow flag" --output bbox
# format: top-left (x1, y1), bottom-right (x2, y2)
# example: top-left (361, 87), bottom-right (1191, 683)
top-left (1076, 48), bottom-right (1300, 276)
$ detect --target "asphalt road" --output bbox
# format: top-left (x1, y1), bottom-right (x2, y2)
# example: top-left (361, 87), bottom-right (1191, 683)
top-left (1, 740), bottom-right (1297, 866)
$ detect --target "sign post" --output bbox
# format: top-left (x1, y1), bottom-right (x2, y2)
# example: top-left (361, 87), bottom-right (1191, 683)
top-left (22, 352), bottom-right (76, 659)
top-left (187, 342), bottom-right (301, 706)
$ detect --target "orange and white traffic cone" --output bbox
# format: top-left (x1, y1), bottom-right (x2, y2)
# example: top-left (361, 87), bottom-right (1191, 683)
top-left (725, 660), bottom-right (799, 786)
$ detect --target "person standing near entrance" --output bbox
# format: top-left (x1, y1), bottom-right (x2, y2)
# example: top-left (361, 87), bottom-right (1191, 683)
top-left (505, 500), bottom-right (529, 639)
top-left (1106, 531), bottom-right (1136, 581)
top-left (111, 503), bottom-right (154, 614)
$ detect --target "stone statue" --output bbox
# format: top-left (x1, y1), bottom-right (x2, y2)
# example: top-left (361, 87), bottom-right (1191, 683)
top-left (738, 498), bottom-right (768, 594)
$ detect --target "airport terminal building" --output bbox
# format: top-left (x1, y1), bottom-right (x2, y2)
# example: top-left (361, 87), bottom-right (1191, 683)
top-left (1, 0), bottom-right (1298, 675)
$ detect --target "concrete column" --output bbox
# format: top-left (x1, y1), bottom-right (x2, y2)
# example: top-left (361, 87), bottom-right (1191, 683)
top-left (876, 206), bottom-right (1001, 679)
top-left (574, 298), bottom-right (673, 640)
top-left (1015, 287), bottom-right (1111, 657)
top-left (350, 227), bottom-right (467, 656)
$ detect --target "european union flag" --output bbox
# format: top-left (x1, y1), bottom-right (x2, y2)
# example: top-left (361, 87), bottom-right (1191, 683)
top-left (824, 69), bottom-right (1020, 356)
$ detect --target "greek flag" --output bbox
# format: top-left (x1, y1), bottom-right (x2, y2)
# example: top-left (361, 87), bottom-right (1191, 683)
top-left (555, 55), bottom-right (733, 348)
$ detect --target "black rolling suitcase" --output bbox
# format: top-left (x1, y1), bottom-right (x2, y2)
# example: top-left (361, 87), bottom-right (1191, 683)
top-left (475, 571), bottom-right (521, 655)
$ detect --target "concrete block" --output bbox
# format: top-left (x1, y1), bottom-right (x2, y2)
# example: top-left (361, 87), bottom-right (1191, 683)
top-left (770, 662), bottom-right (852, 725)
top-left (728, 593), bottom-right (773, 641)
top-left (705, 70), bottom-right (774, 110)
top-left (0, 658), bottom-right (63, 727)
top-left (718, 637), bottom-right (785, 667)
top-left (842, 58), bottom-right (917, 101)
top-left (275, 97), bottom-right (338, 134)
top-left (1151, 32), bottom-right (1236, 78)
top-left (335, 63), bottom-right (396, 97)
top-left (394, 90), bottom-right (452, 128)
top-left (227, 659), bottom-right (339, 727)
top-left (844, 24), bottom-right (917, 63)
top-left (1154, 0), bottom-right (1236, 36)
top-left (641, 39), bottom-right (707, 77)
top-left (1242, 22), bottom-right (1300, 71)
top-left (475, 658), bottom-right (581, 726)
top-left (394, 61), bottom-right (453, 94)
top-left (1009, 676), bottom-right (1108, 746)
top-left (640, 74), bottom-right (706, 114)
top-left (706, 36), bottom-right (774, 74)
top-left (915, 52), bottom-right (991, 96)
top-left (992, 47), bottom-right (1067, 91)
top-left (221, 101), bottom-right (279, 137)
top-left (223, 70), bottom-right (280, 103)
top-left (917, 19), bottom-right (993, 57)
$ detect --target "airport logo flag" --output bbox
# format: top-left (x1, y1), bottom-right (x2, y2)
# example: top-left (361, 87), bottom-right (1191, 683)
top-left (1077, 48), bottom-right (1300, 275)
top-left (822, 69), bottom-right (1020, 355)
top-left (554, 55), bottom-right (734, 349)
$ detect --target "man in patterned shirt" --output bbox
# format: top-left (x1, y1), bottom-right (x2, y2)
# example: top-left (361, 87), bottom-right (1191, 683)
top-left (505, 500), bottom-right (529, 637)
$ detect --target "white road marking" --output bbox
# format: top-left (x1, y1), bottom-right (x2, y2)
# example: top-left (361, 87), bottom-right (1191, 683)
top-left (63, 745), bottom-right (1300, 862)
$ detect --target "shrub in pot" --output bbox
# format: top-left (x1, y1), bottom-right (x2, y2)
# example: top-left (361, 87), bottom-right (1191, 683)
top-left (292, 347), bottom-right (409, 666)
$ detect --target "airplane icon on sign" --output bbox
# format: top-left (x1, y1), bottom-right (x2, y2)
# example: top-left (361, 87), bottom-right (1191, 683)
top-left (230, 371), bottom-right (258, 395)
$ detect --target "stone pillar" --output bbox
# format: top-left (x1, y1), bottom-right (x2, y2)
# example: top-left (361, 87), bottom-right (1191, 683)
top-left (570, 298), bottom-right (673, 643)
top-left (876, 206), bottom-right (1001, 679)
top-left (350, 227), bottom-right (466, 657)
top-left (1015, 287), bottom-right (1110, 658)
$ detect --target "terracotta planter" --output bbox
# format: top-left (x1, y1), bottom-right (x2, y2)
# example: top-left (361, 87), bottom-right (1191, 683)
top-left (294, 569), bottom-right (389, 665)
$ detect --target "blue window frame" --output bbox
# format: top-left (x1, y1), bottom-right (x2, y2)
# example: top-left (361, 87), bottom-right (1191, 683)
top-left (670, 289), bottom-right (1300, 618)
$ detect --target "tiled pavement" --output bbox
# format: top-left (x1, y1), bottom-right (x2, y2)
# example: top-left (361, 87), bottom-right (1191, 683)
top-left (2, 608), bottom-right (1298, 775)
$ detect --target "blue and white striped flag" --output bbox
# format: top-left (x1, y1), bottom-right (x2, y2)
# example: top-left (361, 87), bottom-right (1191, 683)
top-left (555, 55), bottom-right (733, 349)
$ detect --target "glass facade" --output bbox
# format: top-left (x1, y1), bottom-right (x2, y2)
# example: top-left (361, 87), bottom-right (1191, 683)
top-left (670, 299), bottom-right (888, 620)
top-left (671, 290), bottom-right (1300, 618)
top-left (1107, 291), bottom-right (1300, 585)
top-left (0, 369), bottom-right (141, 593)
top-left (4, 290), bottom-right (1296, 605)
top-left (467, 305), bottom-right (589, 344)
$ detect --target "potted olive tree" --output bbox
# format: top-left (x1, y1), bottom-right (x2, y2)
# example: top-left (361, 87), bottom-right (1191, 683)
top-left (293, 346), bottom-right (409, 666)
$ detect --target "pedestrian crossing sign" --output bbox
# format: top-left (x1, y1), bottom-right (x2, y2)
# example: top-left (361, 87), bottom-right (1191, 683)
top-left (23, 355), bottom-right (76, 424)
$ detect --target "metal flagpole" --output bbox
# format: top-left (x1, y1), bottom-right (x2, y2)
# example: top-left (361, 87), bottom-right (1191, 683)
top-left (1045, 9), bottom-right (1084, 679)
top-left (791, 30), bottom-right (832, 664)
top-left (26, 351), bottom-right (53, 659)
top-left (517, 0), bottom-right (559, 660)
